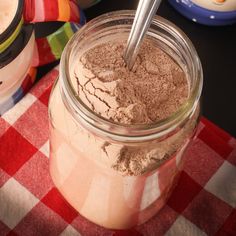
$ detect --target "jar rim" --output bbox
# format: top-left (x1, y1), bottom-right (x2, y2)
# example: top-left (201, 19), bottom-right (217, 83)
top-left (60, 10), bottom-right (203, 142)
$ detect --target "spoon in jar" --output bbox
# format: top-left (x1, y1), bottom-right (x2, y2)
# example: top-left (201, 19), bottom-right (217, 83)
top-left (124, 0), bottom-right (162, 70)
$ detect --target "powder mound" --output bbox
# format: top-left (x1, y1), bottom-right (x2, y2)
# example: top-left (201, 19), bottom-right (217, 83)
top-left (73, 40), bottom-right (189, 125)
top-left (70, 40), bottom-right (192, 176)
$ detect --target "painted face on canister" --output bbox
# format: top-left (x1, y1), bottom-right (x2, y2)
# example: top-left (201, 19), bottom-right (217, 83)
top-left (191, 0), bottom-right (236, 11)
top-left (0, 0), bottom-right (18, 34)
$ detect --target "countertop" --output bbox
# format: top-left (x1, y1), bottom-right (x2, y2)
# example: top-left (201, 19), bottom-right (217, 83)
top-left (36, 0), bottom-right (236, 137)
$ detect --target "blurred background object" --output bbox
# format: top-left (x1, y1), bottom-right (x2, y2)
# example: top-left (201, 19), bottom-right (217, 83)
top-left (78, 0), bottom-right (101, 9)
top-left (168, 0), bottom-right (236, 25)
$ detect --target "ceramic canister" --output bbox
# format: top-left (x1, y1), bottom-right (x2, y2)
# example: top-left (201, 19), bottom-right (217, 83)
top-left (0, 0), bottom-right (86, 115)
top-left (168, 0), bottom-right (236, 25)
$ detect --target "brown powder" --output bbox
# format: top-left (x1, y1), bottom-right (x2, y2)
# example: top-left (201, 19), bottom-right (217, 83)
top-left (71, 39), bottom-right (191, 176)
top-left (73, 40), bottom-right (189, 125)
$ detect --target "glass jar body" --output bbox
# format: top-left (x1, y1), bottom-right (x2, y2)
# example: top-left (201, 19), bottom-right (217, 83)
top-left (49, 11), bottom-right (202, 229)
top-left (49, 80), bottom-right (199, 229)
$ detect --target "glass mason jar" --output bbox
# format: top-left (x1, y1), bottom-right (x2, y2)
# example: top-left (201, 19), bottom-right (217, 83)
top-left (49, 11), bottom-right (203, 229)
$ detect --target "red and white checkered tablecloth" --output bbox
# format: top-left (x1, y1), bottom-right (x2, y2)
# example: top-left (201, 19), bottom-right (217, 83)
top-left (0, 67), bottom-right (236, 236)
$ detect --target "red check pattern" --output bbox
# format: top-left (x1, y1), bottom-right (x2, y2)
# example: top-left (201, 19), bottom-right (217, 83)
top-left (0, 67), bottom-right (236, 236)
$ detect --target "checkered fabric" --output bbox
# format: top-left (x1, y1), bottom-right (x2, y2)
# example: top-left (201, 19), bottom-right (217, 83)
top-left (0, 67), bottom-right (236, 236)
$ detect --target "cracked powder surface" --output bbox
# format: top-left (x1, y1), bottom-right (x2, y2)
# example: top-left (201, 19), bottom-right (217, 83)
top-left (68, 40), bottom-right (192, 175)
top-left (71, 40), bottom-right (189, 125)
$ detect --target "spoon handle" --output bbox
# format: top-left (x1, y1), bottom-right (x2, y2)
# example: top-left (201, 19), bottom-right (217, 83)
top-left (124, 0), bottom-right (162, 70)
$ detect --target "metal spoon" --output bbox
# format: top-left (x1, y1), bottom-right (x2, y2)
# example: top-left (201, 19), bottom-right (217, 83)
top-left (124, 0), bottom-right (162, 70)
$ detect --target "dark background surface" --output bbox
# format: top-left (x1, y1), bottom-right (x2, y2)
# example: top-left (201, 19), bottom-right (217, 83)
top-left (36, 0), bottom-right (236, 137)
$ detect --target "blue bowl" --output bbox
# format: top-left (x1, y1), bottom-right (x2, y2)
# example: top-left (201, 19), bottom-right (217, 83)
top-left (168, 0), bottom-right (236, 26)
